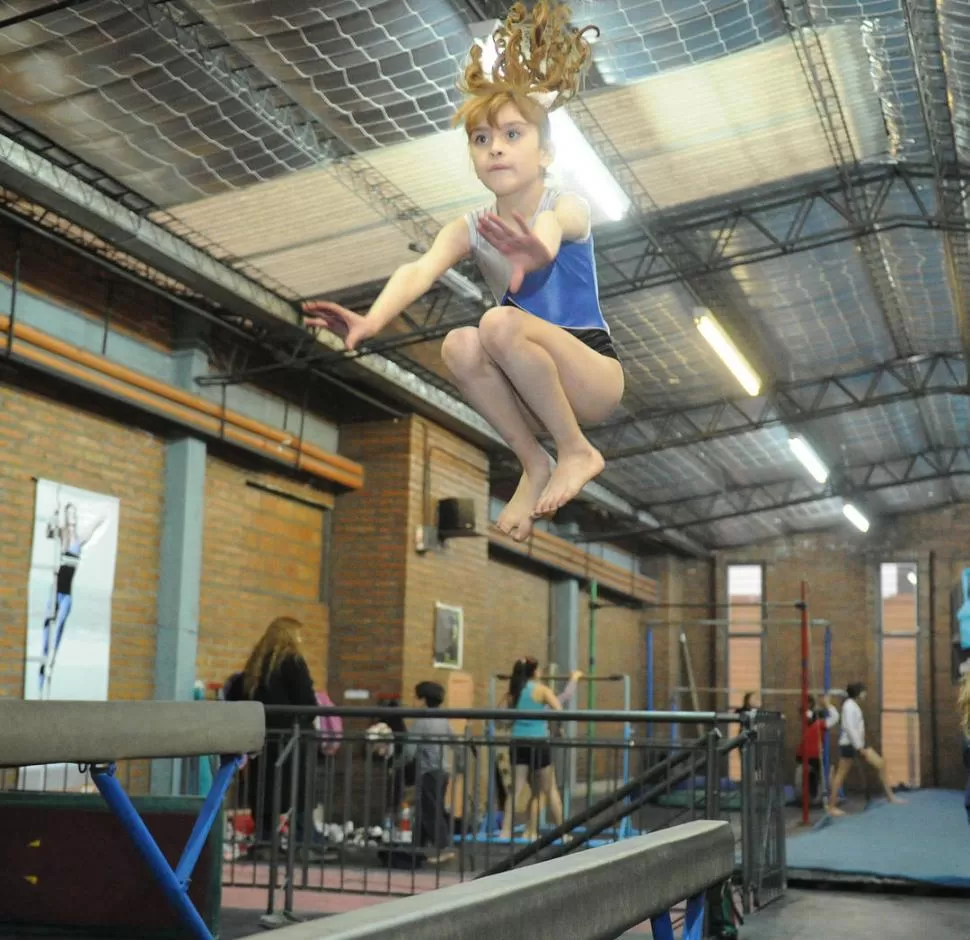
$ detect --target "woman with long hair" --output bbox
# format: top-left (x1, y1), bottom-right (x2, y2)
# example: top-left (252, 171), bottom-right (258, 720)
top-left (501, 656), bottom-right (580, 841)
top-left (227, 617), bottom-right (319, 841)
top-left (303, 2), bottom-right (623, 542)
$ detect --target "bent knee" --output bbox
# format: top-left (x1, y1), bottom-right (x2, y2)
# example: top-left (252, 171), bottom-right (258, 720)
top-left (478, 305), bottom-right (525, 355)
top-left (441, 326), bottom-right (487, 373)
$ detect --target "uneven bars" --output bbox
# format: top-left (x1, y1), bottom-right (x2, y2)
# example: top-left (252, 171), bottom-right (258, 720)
top-left (642, 618), bottom-right (831, 628)
top-left (645, 601), bottom-right (807, 610)
top-left (493, 673), bottom-right (625, 682)
top-left (673, 685), bottom-right (848, 697)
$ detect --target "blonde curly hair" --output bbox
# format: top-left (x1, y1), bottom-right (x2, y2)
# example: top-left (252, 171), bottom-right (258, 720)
top-left (453, 1), bottom-right (599, 141)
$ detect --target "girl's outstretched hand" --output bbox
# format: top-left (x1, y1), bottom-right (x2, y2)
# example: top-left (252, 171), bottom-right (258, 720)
top-left (477, 211), bottom-right (553, 293)
top-left (302, 300), bottom-right (374, 352)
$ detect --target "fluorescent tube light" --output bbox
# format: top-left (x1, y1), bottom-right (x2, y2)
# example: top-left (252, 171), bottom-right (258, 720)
top-left (695, 313), bottom-right (762, 396)
top-left (788, 435), bottom-right (829, 484)
top-left (842, 503), bottom-right (870, 533)
top-left (438, 268), bottom-right (484, 303)
top-left (906, 570), bottom-right (917, 586)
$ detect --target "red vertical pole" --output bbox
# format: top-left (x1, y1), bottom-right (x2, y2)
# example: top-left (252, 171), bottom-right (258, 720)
top-left (800, 580), bottom-right (810, 825)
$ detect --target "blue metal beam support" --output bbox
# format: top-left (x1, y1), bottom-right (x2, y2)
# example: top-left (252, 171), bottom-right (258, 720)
top-left (92, 757), bottom-right (242, 940)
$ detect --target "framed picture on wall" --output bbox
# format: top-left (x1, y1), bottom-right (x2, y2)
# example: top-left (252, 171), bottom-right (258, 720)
top-left (433, 602), bottom-right (463, 670)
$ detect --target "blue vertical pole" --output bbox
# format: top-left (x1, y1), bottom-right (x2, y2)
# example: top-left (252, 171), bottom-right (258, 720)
top-left (823, 624), bottom-right (833, 797)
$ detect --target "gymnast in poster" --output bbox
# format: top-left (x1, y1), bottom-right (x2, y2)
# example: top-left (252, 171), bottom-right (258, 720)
top-left (27, 480), bottom-right (119, 703)
top-left (39, 501), bottom-right (106, 696)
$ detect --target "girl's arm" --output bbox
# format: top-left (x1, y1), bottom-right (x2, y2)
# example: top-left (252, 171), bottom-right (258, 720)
top-left (556, 670), bottom-right (584, 706)
top-left (531, 193), bottom-right (592, 260)
top-left (540, 685), bottom-right (564, 712)
top-left (79, 516), bottom-right (107, 548)
top-left (825, 704), bottom-right (840, 729)
top-left (362, 218), bottom-right (471, 335)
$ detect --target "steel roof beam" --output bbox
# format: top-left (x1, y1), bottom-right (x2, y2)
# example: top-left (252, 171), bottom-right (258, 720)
top-left (595, 354), bottom-right (968, 460)
top-left (584, 446), bottom-right (970, 540)
top-left (901, 0), bottom-right (970, 362)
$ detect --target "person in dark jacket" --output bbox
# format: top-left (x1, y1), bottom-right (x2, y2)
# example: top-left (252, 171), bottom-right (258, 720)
top-left (226, 616), bottom-right (318, 842)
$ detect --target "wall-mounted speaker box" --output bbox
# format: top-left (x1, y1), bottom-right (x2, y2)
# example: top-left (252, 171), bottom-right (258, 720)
top-left (437, 498), bottom-right (477, 538)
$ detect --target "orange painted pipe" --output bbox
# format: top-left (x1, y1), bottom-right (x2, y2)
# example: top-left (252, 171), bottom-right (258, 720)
top-left (0, 316), bottom-right (361, 477)
top-left (0, 316), bottom-right (363, 490)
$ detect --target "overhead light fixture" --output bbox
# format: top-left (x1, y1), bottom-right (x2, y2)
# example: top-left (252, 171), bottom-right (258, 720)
top-left (842, 502), bottom-right (870, 533)
top-left (695, 312), bottom-right (762, 396)
top-left (906, 570), bottom-right (917, 586)
top-left (438, 268), bottom-right (484, 303)
top-left (473, 32), bottom-right (630, 222)
top-left (788, 435), bottom-right (829, 484)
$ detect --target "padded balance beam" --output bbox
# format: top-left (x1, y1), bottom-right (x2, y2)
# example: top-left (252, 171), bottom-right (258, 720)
top-left (0, 701), bottom-right (266, 940)
top-left (0, 700), bottom-right (265, 767)
top-left (241, 820), bottom-right (734, 940)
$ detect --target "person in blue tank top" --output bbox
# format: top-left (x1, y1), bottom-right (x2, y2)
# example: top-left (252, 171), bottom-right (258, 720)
top-left (304, 2), bottom-right (624, 544)
top-left (500, 656), bottom-right (581, 842)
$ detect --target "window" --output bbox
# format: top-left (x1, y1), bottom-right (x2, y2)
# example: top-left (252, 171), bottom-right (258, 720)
top-left (727, 564), bottom-right (764, 778)
top-left (879, 562), bottom-right (919, 788)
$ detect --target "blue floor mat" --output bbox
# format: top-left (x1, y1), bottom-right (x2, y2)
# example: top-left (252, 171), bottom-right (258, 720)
top-left (786, 789), bottom-right (970, 888)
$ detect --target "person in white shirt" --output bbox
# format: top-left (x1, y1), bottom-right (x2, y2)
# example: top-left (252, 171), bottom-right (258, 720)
top-left (826, 682), bottom-right (904, 816)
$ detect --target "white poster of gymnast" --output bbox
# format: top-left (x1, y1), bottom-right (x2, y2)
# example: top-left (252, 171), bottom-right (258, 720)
top-left (24, 479), bottom-right (119, 702)
top-left (21, 481), bottom-right (119, 788)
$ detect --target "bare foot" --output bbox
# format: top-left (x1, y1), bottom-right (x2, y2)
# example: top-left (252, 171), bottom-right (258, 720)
top-left (497, 463), bottom-right (552, 541)
top-left (888, 795), bottom-right (906, 805)
top-left (826, 805), bottom-right (845, 817)
top-left (533, 444), bottom-right (604, 517)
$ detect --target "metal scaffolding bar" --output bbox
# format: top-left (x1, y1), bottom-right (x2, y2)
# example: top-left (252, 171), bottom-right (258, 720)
top-left (643, 619), bottom-right (831, 628)
top-left (901, 0), bottom-right (970, 361)
top-left (781, 0), bottom-right (916, 360)
top-left (674, 685), bottom-right (847, 697)
top-left (595, 163), bottom-right (966, 298)
top-left (595, 353), bottom-right (967, 455)
top-left (584, 445), bottom-right (970, 539)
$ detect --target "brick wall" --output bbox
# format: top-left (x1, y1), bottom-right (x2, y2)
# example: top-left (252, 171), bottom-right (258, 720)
top-left (328, 419), bottom-right (411, 702)
top-left (714, 507), bottom-right (970, 789)
top-left (402, 417), bottom-right (491, 707)
top-left (198, 453), bottom-right (332, 691)
top-left (0, 225), bottom-right (174, 350)
top-left (0, 373), bottom-right (164, 701)
top-left (654, 557), bottom-right (716, 716)
top-left (485, 556), bottom-right (550, 704)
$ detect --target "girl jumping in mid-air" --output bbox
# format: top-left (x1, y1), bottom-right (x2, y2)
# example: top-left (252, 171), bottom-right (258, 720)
top-left (304, 2), bottom-right (623, 542)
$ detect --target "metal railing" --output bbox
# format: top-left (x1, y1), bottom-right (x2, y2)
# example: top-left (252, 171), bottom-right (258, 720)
top-left (0, 705), bottom-right (785, 924)
top-left (216, 705), bottom-right (785, 925)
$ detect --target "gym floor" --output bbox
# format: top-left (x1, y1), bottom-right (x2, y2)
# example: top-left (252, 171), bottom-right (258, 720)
top-left (211, 890), bottom-right (970, 939)
top-left (5, 888), bottom-right (966, 939)
top-left (736, 890), bottom-right (970, 939)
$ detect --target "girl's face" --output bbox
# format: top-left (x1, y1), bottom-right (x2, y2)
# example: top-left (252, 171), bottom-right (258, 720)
top-left (468, 103), bottom-right (552, 196)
